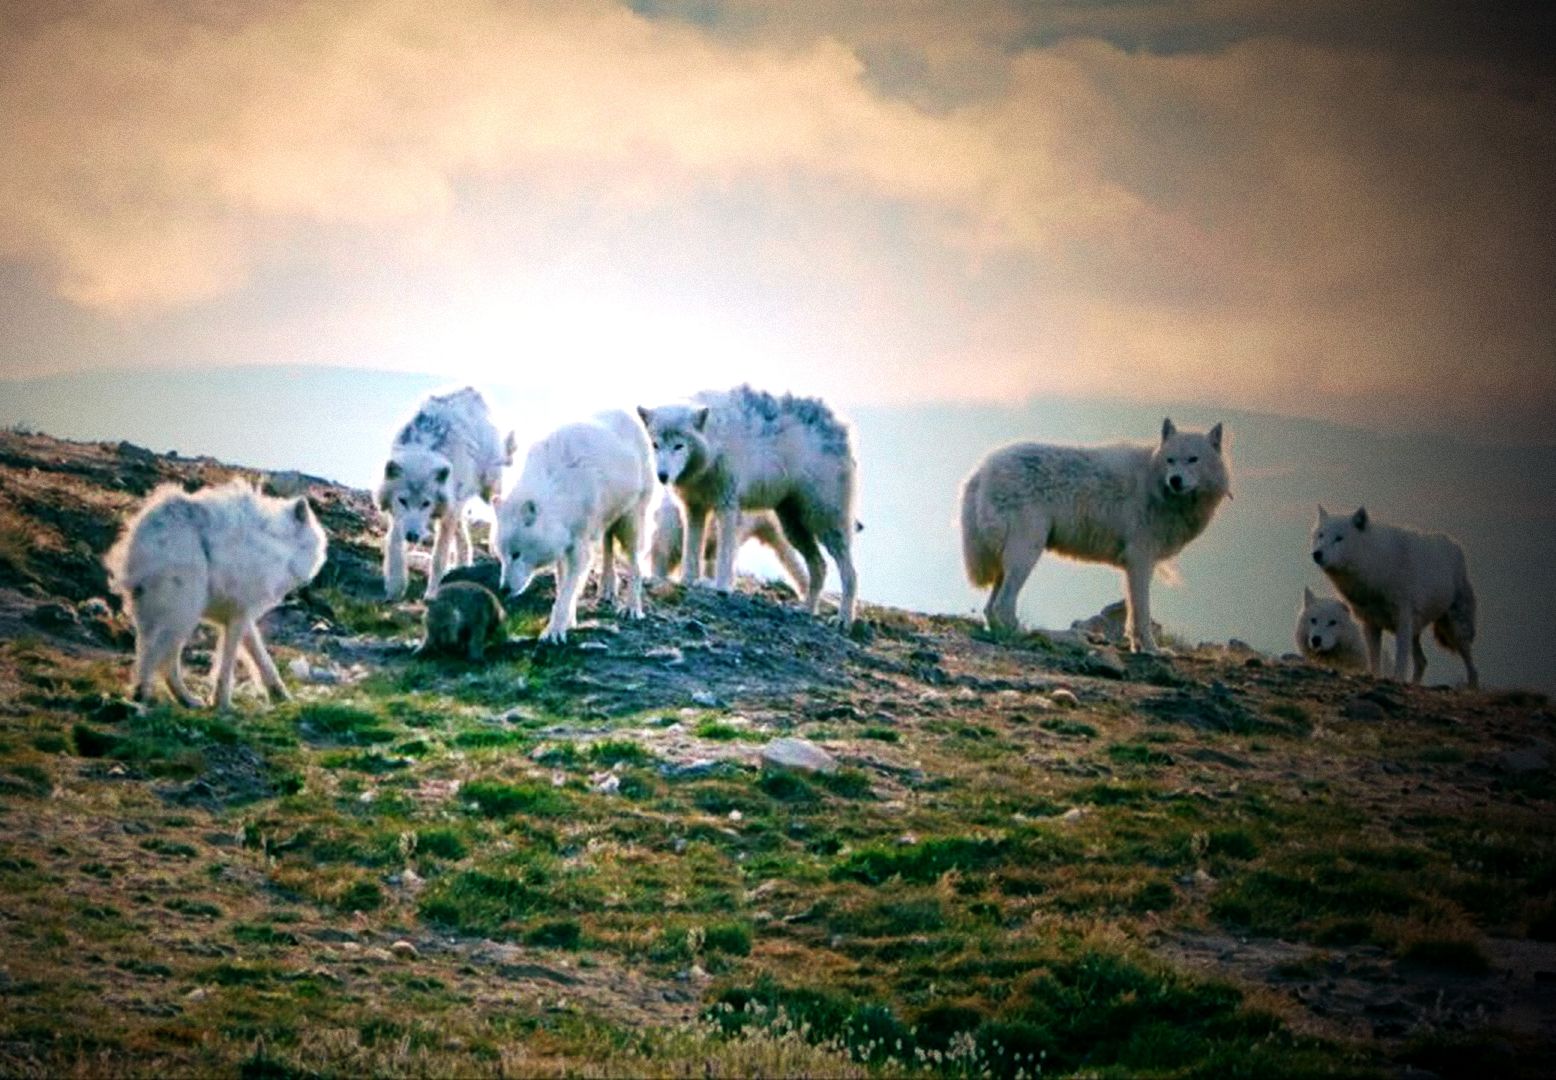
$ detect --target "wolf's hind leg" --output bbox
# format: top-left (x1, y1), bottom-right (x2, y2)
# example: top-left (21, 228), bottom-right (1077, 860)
top-left (818, 525), bottom-right (858, 629)
top-left (1123, 552), bottom-right (1158, 653)
top-left (213, 619), bottom-right (248, 710)
top-left (244, 624), bottom-right (290, 703)
top-left (989, 533), bottom-right (1044, 634)
top-left (1411, 635), bottom-right (1428, 684)
top-left (164, 648), bottom-right (206, 709)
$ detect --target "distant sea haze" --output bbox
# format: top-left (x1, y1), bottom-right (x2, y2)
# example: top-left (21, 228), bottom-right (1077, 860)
top-left (5, 366), bottom-right (1553, 693)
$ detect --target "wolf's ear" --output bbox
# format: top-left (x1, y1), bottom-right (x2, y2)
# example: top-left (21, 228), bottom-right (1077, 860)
top-left (636, 406), bottom-right (652, 428)
top-left (1161, 417), bottom-right (1176, 441)
top-left (1303, 585), bottom-right (1315, 606)
top-left (384, 460), bottom-right (401, 480)
top-left (1352, 507), bottom-right (1368, 530)
top-left (434, 465), bottom-right (451, 484)
top-left (375, 484), bottom-right (390, 512)
top-left (1316, 503), bottom-right (1328, 520)
top-left (490, 491), bottom-right (501, 510)
top-left (693, 407), bottom-right (710, 432)
top-left (520, 499), bottom-right (537, 527)
top-left (503, 431), bottom-right (518, 465)
top-left (292, 497), bottom-right (311, 524)
top-left (1207, 422), bottom-right (1224, 451)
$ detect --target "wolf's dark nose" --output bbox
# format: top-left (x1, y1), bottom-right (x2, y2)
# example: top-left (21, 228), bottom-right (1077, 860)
top-left (657, 471), bottom-right (669, 483)
top-left (406, 530), bottom-right (421, 543)
top-left (1310, 636), bottom-right (1323, 649)
top-left (1311, 550), bottom-right (1323, 565)
top-left (1168, 475), bottom-right (1184, 492)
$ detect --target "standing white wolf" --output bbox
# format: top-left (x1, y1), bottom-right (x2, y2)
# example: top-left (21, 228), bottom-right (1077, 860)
top-left (650, 499), bottom-right (809, 597)
top-left (104, 481), bottom-right (327, 709)
top-left (492, 410), bottom-right (654, 644)
top-left (960, 419), bottom-right (1230, 653)
top-left (377, 387), bottom-right (515, 601)
top-left (1310, 506), bottom-right (1478, 687)
top-left (1296, 586), bottom-right (1370, 671)
top-left (636, 385), bottom-right (860, 628)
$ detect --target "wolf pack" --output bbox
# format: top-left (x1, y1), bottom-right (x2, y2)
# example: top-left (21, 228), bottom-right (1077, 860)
top-left (104, 383), bottom-right (1480, 709)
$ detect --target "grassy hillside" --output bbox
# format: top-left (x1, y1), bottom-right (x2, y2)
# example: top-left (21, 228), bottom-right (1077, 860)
top-left (1, 430), bottom-right (1552, 1078)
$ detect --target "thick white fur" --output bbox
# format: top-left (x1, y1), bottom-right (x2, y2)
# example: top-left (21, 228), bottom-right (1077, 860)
top-left (1311, 506), bottom-right (1477, 687)
top-left (493, 410), bottom-right (654, 644)
top-left (637, 385), bottom-right (859, 628)
top-left (650, 498), bottom-right (809, 596)
top-left (960, 418), bottom-right (1230, 652)
top-left (1296, 586), bottom-right (1369, 671)
top-left (103, 481), bottom-right (327, 709)
top-left (377, 387), bottom-right (515, 601)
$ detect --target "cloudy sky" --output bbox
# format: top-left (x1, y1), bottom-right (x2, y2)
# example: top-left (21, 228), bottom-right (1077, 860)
top-left (3, 0), bottom-right (1553, 440)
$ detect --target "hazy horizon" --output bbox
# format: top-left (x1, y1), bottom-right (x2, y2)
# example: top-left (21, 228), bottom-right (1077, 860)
top-left (5, 365), bottom-right (1552, 695)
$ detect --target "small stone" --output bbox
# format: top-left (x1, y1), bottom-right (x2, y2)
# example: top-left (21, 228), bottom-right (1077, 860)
top-left (691, 690), bottom-right (720, 708)
top-left (288, 657), bottom-right (311, 680)
top-left (1058, 806), bottom-right (1088, 823)
top-left (1050, 688), bottom-right (1080, 709)
top-left (645, 646), bottom-right (684, 664)
top-left (760, 737), bottom-right (837, 775)
top-left (578, 641), bottom-right (609, 652)
top-left (1494, 747), bottom-right (1550, 775)
top-left (364, 947), bottom-right (395, 962)
top-left (593, 774), bottom-right (621, 795)
top-left (728, 809), bottom-right (743, 822)
top-left (185, 987), bottom-right (210, 1001)
top-left (389, 940), bottom-right (419, 960)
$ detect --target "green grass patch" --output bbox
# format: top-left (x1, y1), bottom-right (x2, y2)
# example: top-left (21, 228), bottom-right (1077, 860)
top-left (462, 780), bottom-right (571, 818)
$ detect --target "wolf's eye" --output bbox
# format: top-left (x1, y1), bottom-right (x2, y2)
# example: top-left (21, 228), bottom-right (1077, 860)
top-left (421, 500), bottom-right (431, 510)
top-left (1166, 457), bottom-right (1176, 465)
top-left (1187, 456), bottom-right (1199, 464)
top-left (1328, 619), bottom-right (1337, 626)
top-left (673, 442), bottom-right (684, 452)
top-left (651, 441), bottom-right (660, 450)
top-left (396, 497), bottom-right (408, 508)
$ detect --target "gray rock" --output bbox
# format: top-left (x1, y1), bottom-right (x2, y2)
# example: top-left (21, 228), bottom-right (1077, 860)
top-left (760, 737), bottom-right (837, 775)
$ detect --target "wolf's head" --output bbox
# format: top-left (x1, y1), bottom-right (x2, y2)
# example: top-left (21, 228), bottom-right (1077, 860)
top-left (636, 404), bottom-right (711, 486)
top-left (270, 492), bottom-right (328, 588)
top-left (1310, 505), bottom-right (1367, 571)
top-left (1297, 585), bottom-right (1356, 655)
top-left (1151, 419), bottom-right (1228, 500)
top-left (491, 493), bottom-right (565, 598)
top-left (377, 446), bottom-right (453, 545)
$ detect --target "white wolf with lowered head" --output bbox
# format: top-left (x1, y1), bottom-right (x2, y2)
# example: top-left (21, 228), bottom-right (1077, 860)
top-left (104, 481), bottom-right (327, 709)
top-left (1311, 506), bottom-right (1478, 687)
top-left (651, 499), bottom-right (810, 597)
top-left (1297, 586), bottom-right (1370, 671)
top-left (960, 418), bottom-right (1230, 653)
top-left (378, 387), bottom-right (515, 601)
top-left (493, 410), bottom-right (654, 644)
top-left (637, 385), bottom-right (860, 628)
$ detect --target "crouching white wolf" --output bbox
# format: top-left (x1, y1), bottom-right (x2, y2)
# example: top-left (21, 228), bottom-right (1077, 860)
top-left (650, 499), bottom-right (809, 597)
top-left (960, 419), bottom-right (1230, 653)
top-left (378, 387), bottom-right (515, 601)
top-left (1297, 586), bottom-right (1369, 671)
top-left (493, 410), bottom-right (654, 644)
top-left (104, 481), bottom-right (327, 709)
top-left (1311, 506), bottom-right (1478, 687)
top-left (637, 385), bottom-right (860, 628)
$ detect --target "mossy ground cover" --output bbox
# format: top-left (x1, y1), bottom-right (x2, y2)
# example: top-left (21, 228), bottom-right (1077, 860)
top-left (0, 433), bottom-right (1552, 1077)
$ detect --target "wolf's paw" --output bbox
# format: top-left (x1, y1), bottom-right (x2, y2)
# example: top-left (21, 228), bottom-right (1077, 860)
top-left (267, 684), bottom-right (292, 704)
top-left (539, 626), bottom-right (570, 645)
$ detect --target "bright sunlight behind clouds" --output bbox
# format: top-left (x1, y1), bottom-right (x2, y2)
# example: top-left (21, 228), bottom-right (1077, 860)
top-left (2, 0), bottom-right (1553, 439)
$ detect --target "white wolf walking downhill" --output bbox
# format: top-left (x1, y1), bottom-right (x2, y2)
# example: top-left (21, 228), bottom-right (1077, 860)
top-left (104, 481), bottom-right (327, 709)
top-left (960, 419), bottom-right (1230, 652)
top-left (377, 387), bottom-right (515, 601)
top-left (637, 384), bottom-right (860, 628)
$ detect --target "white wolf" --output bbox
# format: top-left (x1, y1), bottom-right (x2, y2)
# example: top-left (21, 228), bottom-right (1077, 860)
top-left (104, 481), bottom-right (327, 709)
top-left (377, 387), bottom-right (515, 602)
top-left (492, 410), bottom-right (654, 644)
top-left (1296, 586), bottom-right (1369, 671)
top-left (1310, 506), bottom-right (1478, 687)
top-left (650, 498), bottom-right (809, 596)
top-left (960, 418), bottom-right (1230, 653)
top-left (637, 385), bottom-right (859, 628)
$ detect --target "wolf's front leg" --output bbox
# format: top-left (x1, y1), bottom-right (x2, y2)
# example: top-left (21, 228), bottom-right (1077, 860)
top-left (383, 529), bottom-right (408, 602)
top-left (429, 512), bottom-right (458, 597)
top-left (1361, 620), bottom-right (1383, 675)
top-left (456, 515), bottom-right (474, 567)
top-left (711, 505), bottom-right (740, 592)
top-left (681, 503), bottom-right (710, 588)
top-left (1391, 612), bottom-right (1416, 682)
top-left (541, 546), bottom-right (591, 643)
top-left (243, 624), bottom-right (290, 703)
top-left (1123, 555), bottom-right (1158, 654)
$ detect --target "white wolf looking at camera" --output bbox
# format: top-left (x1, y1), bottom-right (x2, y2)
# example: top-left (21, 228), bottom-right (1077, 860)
top-left (1296, 586), bottom-right (1370, 671)
top-left (960, 419), bottom-right (1230, 653)
top-left (1311, 506), bottom-right (1478, 688)
top-left (493, 410), bottom-right (654, 644)
top-left (377, 387), bottom-right (515, 601)
top-left (104, 481), bottom-right (327, 709)
top-left (636, 385), bottom-right (860, 628)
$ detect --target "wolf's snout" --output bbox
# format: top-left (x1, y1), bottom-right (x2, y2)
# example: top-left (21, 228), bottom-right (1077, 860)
top-left (1167, 474), bottom-right (1184, 492)
top-left (1312, 550), bottom-right (1324, 566)
top-left (657, 471), bottom-right (670, 483)
top-left (1310, 635), bottom-right (1323, 649)
top-left (405, 529), bottom-right (422, 543)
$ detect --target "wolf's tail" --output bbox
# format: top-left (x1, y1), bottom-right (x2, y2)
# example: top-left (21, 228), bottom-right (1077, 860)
top-left (1433, 555), bottom-right (1477, 650)
top-left (960, 470), bottom-right (1002, 587)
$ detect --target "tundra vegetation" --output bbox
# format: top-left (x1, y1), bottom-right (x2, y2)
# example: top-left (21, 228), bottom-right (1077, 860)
top-left (1, 431), bottom-right (1553, 1078)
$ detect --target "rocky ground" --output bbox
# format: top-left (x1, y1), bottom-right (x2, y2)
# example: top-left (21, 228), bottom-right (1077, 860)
top-left (1, 429), bottom-right (1553, 1078)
